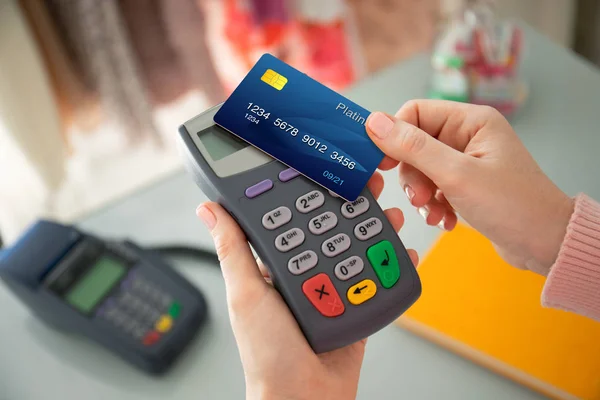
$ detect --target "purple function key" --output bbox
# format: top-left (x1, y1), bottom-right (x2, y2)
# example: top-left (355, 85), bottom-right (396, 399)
top-left (279, 168), bottom-right (300, 182)
top-left (245, 179), bottom-right (273, 198)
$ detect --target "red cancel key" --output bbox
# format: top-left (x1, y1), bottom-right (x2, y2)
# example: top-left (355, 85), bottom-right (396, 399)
top-left (302, 273), bottom-right (345, 317)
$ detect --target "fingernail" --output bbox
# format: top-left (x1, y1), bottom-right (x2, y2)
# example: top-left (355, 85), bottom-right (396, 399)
top-left (196, 205), bottom-right (217, 230)
top-left (404, 185), bottom-right (415, 202)
top-left (367, 112), bottom-right (394, 139)
top-left (418, 206), bottom-right (429, 222)
top-left (437, 217), bottom-right (448, 231)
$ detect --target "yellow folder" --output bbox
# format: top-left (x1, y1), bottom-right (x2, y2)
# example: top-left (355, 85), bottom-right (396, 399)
top-left (396, 223), bottom-right (600, 400)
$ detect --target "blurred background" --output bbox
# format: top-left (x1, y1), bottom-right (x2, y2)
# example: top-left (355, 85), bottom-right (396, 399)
top-left (0, 0), bottom-right (597, 244)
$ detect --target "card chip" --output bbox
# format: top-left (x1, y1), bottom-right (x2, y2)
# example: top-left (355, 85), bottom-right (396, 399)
top-left (261, 69), bottom-right (288, 90)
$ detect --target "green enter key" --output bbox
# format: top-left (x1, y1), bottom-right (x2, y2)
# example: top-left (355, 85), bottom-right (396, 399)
top-left (366, 240), bottom-right (400, 288)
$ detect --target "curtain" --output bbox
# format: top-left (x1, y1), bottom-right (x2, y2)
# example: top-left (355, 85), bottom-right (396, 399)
top-left (0, 0), bottom-right (66, 243)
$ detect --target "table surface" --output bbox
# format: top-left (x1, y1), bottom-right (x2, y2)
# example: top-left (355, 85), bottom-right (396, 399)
top-left (3, 27), bottom-right (600, 400)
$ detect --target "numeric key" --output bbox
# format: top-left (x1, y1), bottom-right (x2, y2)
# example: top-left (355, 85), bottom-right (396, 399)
top-left (288, 250), bottom-right (318, 275)
top-left (354, 217), bottom-right (383, 241)
top-left (308, 211), bottom-right (338, 235)
top-left (334, 256), bottom-right (365, 281)
top-left (321, 233), bottom-right (351, 257)
top-left (275, 228), bottom-right (306, 252)
top-left (262, 206), bottom-right (292, 230)
top-left (296, 190), bottom-right (324, 213)
top-left (341, 196), bottom-right (369, 219)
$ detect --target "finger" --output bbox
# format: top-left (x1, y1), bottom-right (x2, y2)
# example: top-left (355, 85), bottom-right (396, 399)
top-left (434, 190), bottom-right (452, 209)
top-left (376, 112), bottom-right (402, 171)
top-left (417, 197), bottom-right (446, 227)
top-left (394, 99), bottom-right (497, 151)
top-left (383, 207), bottom-right (404, 232)
top-left (366, 111), bottom-right (471, 185)
top-left (440, 210), bottom-right (458, 231)
top-left (256, 257), bottom-right (270, 278)
top-left (399, 162), bottom-right (437, 207)
top-left (407, 249), bottom-right (419, 266)
top-left (366, 171), bottom-right (384, 200)
top-left (379, 156), bottom-right (399, 171)
top-left (434, 191), bottom-right (458, 231)
top-left (196, 202), bottom-right (267, 295)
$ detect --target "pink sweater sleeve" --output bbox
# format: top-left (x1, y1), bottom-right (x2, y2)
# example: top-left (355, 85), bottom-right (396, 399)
top-left (542, 193), bottom-right (600, 321)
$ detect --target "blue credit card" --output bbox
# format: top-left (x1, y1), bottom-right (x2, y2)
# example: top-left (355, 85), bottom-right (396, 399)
top-left (213, 53), bottom-right (384, 201)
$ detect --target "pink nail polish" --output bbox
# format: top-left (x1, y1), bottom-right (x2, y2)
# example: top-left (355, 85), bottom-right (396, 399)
top-left (404, 185), bottom-right (415, 202)
top-left (437, 218), bottom-right (447, 231)
top-left (418, 206), bottom-right (429, 222)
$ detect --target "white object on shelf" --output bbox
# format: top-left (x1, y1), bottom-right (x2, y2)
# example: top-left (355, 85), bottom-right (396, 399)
top-left (441, 0), bottom-right (575, 48)
top-left (295, 0), bottom-right (346, 22)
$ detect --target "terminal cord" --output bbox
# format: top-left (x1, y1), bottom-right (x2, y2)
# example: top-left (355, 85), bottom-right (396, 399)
top-left (148, 245), bottom-right (220, 266)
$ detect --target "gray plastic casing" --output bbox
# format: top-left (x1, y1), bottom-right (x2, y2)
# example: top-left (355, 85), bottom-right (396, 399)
top-left (178, 104), bottom-right (421, 353)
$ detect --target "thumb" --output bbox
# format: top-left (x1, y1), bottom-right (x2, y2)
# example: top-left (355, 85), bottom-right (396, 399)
top-left (196, 202), bottom-right (267, 303)
top-left (366, 112), bottom-right (467, 184)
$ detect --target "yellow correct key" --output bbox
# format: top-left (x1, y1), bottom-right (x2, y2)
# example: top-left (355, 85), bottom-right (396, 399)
top-left (261, 69), bottom-right (288, 90)
top-left (347, 279), bottom-right (377, 305)
top-left (155, 315), bottom-right (173, 333)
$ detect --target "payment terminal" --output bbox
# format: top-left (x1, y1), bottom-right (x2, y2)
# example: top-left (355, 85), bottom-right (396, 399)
top-left (178, 104), bottom-right (421, 353)
top-left (0, 220), bottom-right (207, 374)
